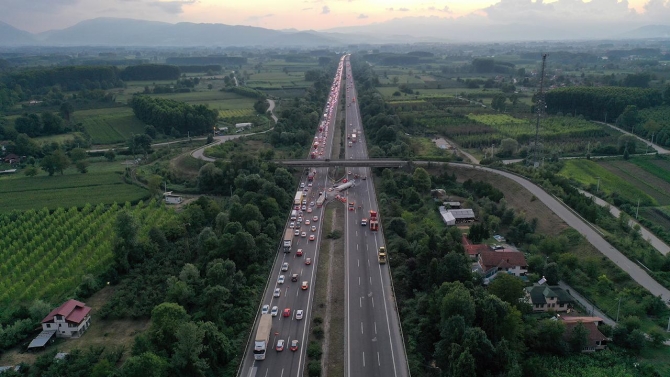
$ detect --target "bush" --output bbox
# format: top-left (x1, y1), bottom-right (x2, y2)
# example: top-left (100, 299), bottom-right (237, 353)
top-left (308, 360), bottom-right (322, 377)
top-left (307, 341), bottom-right (322, 359)
top-left (327, 230), bottom-right (342, 239)
top-left (312, 326), bottom-right (324, 340)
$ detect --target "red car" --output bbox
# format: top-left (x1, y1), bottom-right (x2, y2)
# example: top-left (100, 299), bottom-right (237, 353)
top-left (296, 249), bottom-right (303, 257)
top-left (290, 340), bottom-right (299, 352)
top-left (283, 308), bottom-right (291, 317)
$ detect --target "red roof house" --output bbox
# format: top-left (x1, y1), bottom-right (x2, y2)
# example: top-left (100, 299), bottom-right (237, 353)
top-left (561, 316), bottom-right (609, 352)
top-left (478, 250), bottom-right (528, 280)
top-left (461, 234), bottom-right (491, 259)
top-left (41, 299), bottom-right (92, 338)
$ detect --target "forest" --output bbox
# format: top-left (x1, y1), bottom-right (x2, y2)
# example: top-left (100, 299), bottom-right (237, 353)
top-left (118, 64), bottom-right (181, 81)
top-left (129, 95), bottom-right (218, 136)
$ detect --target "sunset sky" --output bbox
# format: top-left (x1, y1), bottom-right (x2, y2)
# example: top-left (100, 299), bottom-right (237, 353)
top-left (1, 0), bottom-right (661, 33)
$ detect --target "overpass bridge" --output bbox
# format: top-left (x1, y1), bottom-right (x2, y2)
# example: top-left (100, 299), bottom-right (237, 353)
top-left (273, 158), bottom-right (408, 168)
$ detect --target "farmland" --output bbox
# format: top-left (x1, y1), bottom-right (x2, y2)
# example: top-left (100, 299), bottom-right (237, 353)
top-left (599, 160), bottom-right (670, 206)
top-left (558, 159), bottom-right (656, 206)
top-left (0, 200), bottom-right (177, 306)
top-left (73, 107), bottom-right (146, 144)
top-left (0, 160), bottom-right (149, 212)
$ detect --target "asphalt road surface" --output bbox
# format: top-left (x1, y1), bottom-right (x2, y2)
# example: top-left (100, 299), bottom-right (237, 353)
top-left (342, 59), bottom-right (410, 377)
top-left (238, 56), bottom-right (346, 377)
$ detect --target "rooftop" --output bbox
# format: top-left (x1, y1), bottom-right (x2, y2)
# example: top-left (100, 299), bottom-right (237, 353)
top-left (42, 299), bottom-right (91, 325)
top-left (479, 250), bottom-right (527, 271)
top-left (525, 284), bottom-right (574, 305)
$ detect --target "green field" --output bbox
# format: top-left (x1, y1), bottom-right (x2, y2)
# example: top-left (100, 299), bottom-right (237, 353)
top-left (0, 200), bottom-right (176, 305)
top-left (630, 157), bottom-right (670, 184)
top-left (0, 161), bottom-right (149, 212)
top-left (73, 107), bottom-right (146, 144)
top-left (559, 159), bottom-right (656, 205)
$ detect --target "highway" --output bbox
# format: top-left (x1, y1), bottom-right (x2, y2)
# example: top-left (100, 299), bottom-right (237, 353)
top-left (238, 56), bottom-right (346, 377)
top-left (342, 59), bottom-right (410, 377)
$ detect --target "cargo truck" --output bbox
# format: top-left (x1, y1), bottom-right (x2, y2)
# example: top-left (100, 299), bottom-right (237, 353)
top-left (253, 314), bottom-right (272, 360)
top-left (316, 193), bottom-right (326, 207)
top-left (369, 210), bottom-right (379, 231)
top-left (308, 169), bottom-right (317, 182)
top-left (352, 134), bottom-right (357, 143)
top-left (283, 228), bottom-right (293, 252)
top-left (294, 191), bottom-right (303, 206)
top-left (378, 247), bottom-right (387, 264)
top-left (335, 181), bottom-right (354, 191)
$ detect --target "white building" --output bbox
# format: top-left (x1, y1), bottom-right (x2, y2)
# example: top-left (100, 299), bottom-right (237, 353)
top-left (235, 123), bottom-right (253, 129)
top-left (164, 191), bottom-right (182, 204)
top-left (439, 206), bottom-right (456, 226)
top-left (41, 299), bottom-right (92, 338)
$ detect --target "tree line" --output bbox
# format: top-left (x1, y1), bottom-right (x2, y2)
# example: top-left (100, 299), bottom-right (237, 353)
top-left (119, 64), bottom-right (180, 81)
top-left (129, 95), bottom-right (218, 136)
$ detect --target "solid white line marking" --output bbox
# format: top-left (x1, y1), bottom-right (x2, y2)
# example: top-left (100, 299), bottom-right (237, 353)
top-left (360, 297), bottom-right (362, 308)
top-left (359, 276), bottom-right (360, 286)
top-left (378, 352), bottom-right (381, 366)
top-left (363, 352), bottom-right (365, 367)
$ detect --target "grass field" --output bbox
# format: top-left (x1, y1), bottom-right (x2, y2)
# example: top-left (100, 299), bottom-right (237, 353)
top-left (73, 107), bottom-right (146, 144)
top-left (599, 160), bottom-right (670, 206)
top-left (631, 157), bottom-right (670, 184)
top-left (0, 161), bottom-right (149, 212)
top-left (559, 159), bottom-right (656, 205)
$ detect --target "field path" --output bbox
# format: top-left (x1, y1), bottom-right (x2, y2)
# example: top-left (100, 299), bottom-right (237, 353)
top-left (190, 98), bottom-right (278, 162)
top-left (578, 189), bottom-right (670, 256)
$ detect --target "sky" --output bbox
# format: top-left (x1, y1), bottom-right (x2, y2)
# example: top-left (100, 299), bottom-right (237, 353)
top-left (2, 0), bottom-right (668, 34)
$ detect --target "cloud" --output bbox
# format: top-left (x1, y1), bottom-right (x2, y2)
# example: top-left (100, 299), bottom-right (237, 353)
top-left (302, 7), bottom-right (312, 11)
top-left (321, 5), bottom-right (330, 14)
top-left (398, 7), bottom-right (409, 12)
top-left (358, 13), bottom-right (368, 19)
top-left (386, 7), bottom-right (393, 11)
top-left (149, 0), bottom-right (196, 14)
top-left (246, 13), bottom-right (274, 22)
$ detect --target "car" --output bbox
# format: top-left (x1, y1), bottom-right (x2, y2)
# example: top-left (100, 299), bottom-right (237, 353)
top-left (310, 201), bottom-right (315, 207)
top-left (307, 207), bottom-right (313, 213)
top-left (283, 308), bottom-right (291, 317)
top-left (348, 171), bottom-right (351, 175)
top-left (271, 306), bottom-right (278, 317)
top-left (309, 235), bottom-right (315, 241)
top-left (274, 288), bottom-right (281, 297)
top-left (313, 216), bottom-right (319, 222)
top-left (311, 225), bottom-right (317, 232)
top-left (302, 200), bottom-right (307, 205)
top-left (300, 183), bottom-right (305, 188)
top-left (297, 217), bottom-right (303, 223)
top-left (262, 305), bottom-right (270, 314)
top-left (361, 218), bottom-right (367, 226)
top-left (296, 249), bottom-right (303, 257)
top-left (276, 339), bottom-right (285, 352)
top-left (362, 176), bottom-right (367, 180)
top-left (305, 219), bottom-right (311, 225)
top-left (302, 281), bottom-right (309, 290)
top-left (301, 232), bottom-right (307, 238)
top-left (305, 258), bottom-right (312, 265)
top-left (291, 339), bottom-right (298, 352)
top-left (289, 222), bottom-right (295, 229)
top-left (291, 273), bottom-right (299, 282)
top-left (295, 309), bottom-right (304, 320)
top-left (308, 182), bottom-right (313, 187)
top-left (302, 205), bottom-right (307, 211)
top-left (290, 339), bottom-right (299, 352)
top-left (294, 229), bottom-right (300, 236)
top-left (278, 275), bottom-right (285, 284)
top-left (281, 262), bottom-right (289, 271)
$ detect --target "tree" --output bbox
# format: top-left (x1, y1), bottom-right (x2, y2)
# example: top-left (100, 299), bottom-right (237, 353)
top-left (59, 102), bottom-right (74, 121)
top-left (144, 125), bottom-right (157, 138)
top-left (75, 160), bottom-right (89, 173)
top-left (647, 327), bottom-right (666, 347)
top-left (147, 175), bottom-right (163, 197)
top-left (122, 352), bottom-right (168, 377)
top-left (500, 138), bottom-right (519, 156)
top-left (23, 166), bottom-right (38, 177)
top-left (617, 105), bottom-right (639, 131)
top-left (40, 149), bottom-right (70, 176)
top-left (69, 148), bottom-right (87, 162)
top-left (491, 94), bottom-right (507, 111)
top-left (451, 348), bottom-right (476, 377)
top-left (543, 262), bottom-right (560, 285)
top-left (129, 134), bottom-right (153, 157)
top-left (171, 322), bottom-right (207, 375)
top-left (568, 322), bottom-right (588, 353)
top-left (412, 167), bottom-right (431, 192)
top-left (104, 149), bottom-right (116, 161)
top-left (149, 303), bottom-right (190, 350)
top-left (41, 111), bottom-right (65, 135)
top-left (617, 134), bottom-right (637, 154)
top-left (488, 273), bottom-right (524, 307)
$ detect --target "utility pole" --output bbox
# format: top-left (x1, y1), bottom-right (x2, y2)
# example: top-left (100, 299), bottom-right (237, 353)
top-left (616, 296), bottom-right (621, 322)
top-left (636, 199), bottom-right (640, 219)
top-left (596, 176), bottom-right (601, 193)
top-left (534, 53), bottom-right (547, 168)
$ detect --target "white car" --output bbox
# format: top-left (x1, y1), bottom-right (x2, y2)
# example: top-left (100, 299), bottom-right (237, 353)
top-left (313, 216), bottom-right (319, 222)
top-left (296, 309), bottom-right (304, 320)
top-left (302, 205), bottom-right (307, 211)
top-left (305, 220), bottom-right (311, 225)
top-left (271, 306), bottom-right (279, 317)
top-left (281, 262), bottom-right (289, 271)
top-left (307, 208), bottom-right (313, 213)
top-left (294, 229), bottom-right (300, 236)
top-left (278, 275), bottom-right (285, 284)
top-left (300, 183), bottom-right (305, 188)
top-left (262, 305), bottom-right (270, 314)
top-left (289, 222), bottom-right (295, 229)
top-left (310, 202), bottom-right (315, 207)
top-left (308, 183), bottom-right (313, 187)
top-left (297, 217), bottom-right (303, 223)
top-left (274, 288), bottom-right (281, 297)
top-left (301, 232), bottom-right (307, 238)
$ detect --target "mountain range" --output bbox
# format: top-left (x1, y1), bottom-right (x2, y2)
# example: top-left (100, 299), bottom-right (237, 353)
top-left (0, 17), bottom-right (669, 47)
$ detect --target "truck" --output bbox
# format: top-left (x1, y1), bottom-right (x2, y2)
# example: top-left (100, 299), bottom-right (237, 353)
top-left (352, 134), bottom-right (357, 143)
top-left (283, 228), bottom-right (293, 252)
top-left (335, 181), bottom-right (354, 192)
top-left (294, 191), bottom-right (303, 206)
top-left (253, 314), bottom-right (272, 360)
top-left (378, 247), bottom-right (387, 264)
top-left (316, 193), bottom-right (326, 207)
top-left (308, 168), bottom-right (317, 182)
top-left (369, 210), bottom-right (379, 231)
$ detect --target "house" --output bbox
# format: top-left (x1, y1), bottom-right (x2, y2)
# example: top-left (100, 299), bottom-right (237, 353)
top-left (560, 316), bottom-right (609, 352)
top-left (438, 206), bottom-right (456, 226)
top-left (163, 191), bottom-right (182, 204)
top-left (41, 299), bottom-right (91, 338)
top-left (443, 201), bottom-right (462, 209)
top-left (2, 153), bottom-right (21, 164)
top-left (525, 284), bottom-right (574, 312)
top-left (461, 234), bottom-right (491, 260)
top-left (478, 250), bottom-right (527, 280)
top-left (448, 209), bottom-right (476, 223)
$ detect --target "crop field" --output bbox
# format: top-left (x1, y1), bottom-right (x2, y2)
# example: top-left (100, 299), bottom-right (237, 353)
top-left (0, 200), bottom-right (176, 305)
top-left (559, 160), bottom-right (656, 206)
top-left (219, 109), bottom-right (255, 118)
top-left (598, 160), bottom-right (670, 206)
top-left (630, 157), bottom-right (670, 184)
top-left (0, 163), bottom-right (149, 212)
top-left (73, 107), bottom-right (146, 144)
top-left (640, 207), bottom-right (670, 235)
